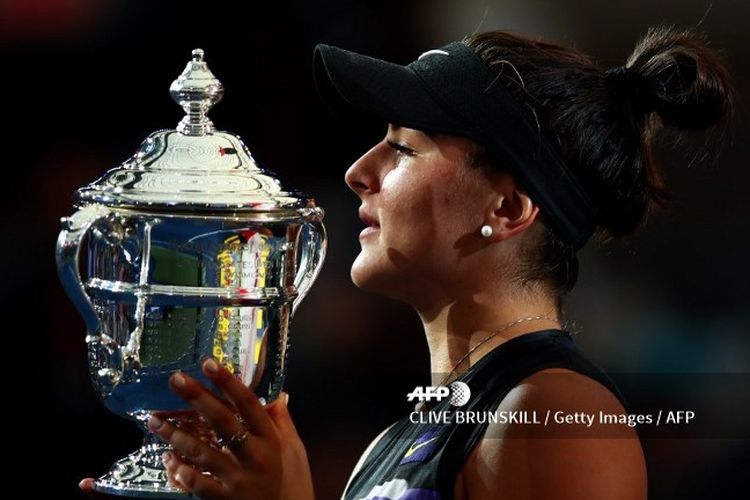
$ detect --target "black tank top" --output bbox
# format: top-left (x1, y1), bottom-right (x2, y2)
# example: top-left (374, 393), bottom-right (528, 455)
top-left (342, 329), bottom-right (627, 500)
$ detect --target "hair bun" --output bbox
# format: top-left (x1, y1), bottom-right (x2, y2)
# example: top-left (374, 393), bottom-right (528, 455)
top-left (623, 26), bottom-right (733, 131)
top-left (604, 65), bottom-right (658, 115)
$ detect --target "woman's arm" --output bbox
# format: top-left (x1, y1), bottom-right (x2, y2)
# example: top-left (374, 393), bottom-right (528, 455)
top-left (456, 368), bottom-right (647, 500)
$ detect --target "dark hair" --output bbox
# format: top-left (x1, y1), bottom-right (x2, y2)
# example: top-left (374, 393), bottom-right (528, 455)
top-left (463, 25), bottom-right (737, 306)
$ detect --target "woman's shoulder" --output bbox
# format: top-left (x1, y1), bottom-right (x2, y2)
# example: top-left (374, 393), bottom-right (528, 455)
top-left (463, 329), bottom-right (629, 411)
top-left (506, 367), bottom-right (630, 417)
top-left (455, 367), bottom-right (647, 499)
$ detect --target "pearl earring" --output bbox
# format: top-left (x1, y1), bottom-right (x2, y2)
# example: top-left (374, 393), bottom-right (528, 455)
top-left (480, 225), bottom-right (493, 238)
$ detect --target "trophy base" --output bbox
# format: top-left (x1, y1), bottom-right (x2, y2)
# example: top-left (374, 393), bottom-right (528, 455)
top-left (94, 442), bottom-right (193, 499)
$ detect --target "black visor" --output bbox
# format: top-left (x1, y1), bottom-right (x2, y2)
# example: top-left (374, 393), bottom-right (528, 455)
top-left (313, 41), bottom-right (597, 249)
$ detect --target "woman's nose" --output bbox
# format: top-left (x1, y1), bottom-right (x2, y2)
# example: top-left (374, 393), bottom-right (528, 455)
top-left (344, 143), bottom-right (381, 196)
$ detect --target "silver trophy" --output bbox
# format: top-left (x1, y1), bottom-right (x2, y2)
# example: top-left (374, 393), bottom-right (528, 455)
top-left (55, 49), bottom-right (326, 497)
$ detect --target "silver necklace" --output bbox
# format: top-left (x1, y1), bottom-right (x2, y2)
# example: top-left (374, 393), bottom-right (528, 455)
top-left (415, 312), bottom-right (559, 412)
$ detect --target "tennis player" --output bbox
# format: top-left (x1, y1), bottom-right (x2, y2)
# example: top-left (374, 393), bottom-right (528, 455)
top-left (81, 25), bottom-right (735, 500)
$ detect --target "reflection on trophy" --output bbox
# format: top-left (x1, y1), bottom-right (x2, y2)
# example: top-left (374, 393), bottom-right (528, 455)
top-left (55, 49), bottom-right (327, 497)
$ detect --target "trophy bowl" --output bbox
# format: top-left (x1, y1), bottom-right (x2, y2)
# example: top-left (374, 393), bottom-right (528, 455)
top-left (55, 49), bottom-right (326, 498)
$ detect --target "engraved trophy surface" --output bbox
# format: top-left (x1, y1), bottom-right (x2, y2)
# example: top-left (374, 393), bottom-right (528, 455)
top-left (55, 49), bottom-right (326, 497)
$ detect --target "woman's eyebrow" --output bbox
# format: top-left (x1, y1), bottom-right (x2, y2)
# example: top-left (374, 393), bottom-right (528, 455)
top-left (389, 125), bottom-right (427, 141)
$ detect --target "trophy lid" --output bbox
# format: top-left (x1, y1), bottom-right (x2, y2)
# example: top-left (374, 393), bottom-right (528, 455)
top-left (76, 49), bottom-right (315, 215)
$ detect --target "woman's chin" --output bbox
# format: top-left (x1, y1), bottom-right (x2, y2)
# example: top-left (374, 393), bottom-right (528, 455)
top-left (350, 260), bottom-right (426, 305)
top-left (349, 262), bottom-right (375, 291)
top-left (350, 259), bottom-right (392, 295)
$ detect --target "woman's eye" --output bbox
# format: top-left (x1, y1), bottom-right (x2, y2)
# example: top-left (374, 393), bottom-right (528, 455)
top-left (387, 140), bottom-right (415, 156)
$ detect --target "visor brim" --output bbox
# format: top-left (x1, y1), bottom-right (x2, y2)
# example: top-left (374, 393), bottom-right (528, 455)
top-left (313, 44), bottom-right (470, 136)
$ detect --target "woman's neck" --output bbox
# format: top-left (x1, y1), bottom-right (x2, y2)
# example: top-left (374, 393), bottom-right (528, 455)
top-left (416, 290), bottom-right (561, 385)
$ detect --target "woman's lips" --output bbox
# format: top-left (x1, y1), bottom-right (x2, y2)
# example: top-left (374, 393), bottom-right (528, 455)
top-left (358, 207), bottom-right (380, 239)
top-left (359, 225), bottom-right (379, 238)
top-left (358, 207), bottom-right (380, 227)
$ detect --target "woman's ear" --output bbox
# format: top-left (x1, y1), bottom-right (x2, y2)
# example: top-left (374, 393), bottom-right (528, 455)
top-left (482, 187), bottom-right (540, 242)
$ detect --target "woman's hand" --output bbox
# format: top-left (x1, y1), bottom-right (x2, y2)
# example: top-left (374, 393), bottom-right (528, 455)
top-left (79, 358), bottom-right (315, 500)
top-left (156, 358), bottom-right (314, 500)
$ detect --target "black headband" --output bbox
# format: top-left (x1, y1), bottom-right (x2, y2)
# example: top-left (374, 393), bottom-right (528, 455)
top-left (314, 41), bottom-right (597, 249)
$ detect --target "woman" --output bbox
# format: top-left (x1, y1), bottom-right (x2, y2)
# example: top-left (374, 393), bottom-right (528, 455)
top-left (81, 25), bottom-right (735, 499)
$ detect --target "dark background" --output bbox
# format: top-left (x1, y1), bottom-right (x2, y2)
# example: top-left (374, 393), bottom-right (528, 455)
top-left (2, 0), bottom-right (748, 498)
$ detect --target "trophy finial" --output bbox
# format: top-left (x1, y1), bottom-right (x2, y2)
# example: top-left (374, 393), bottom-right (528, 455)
top-left (170, 48), bottom-right (224, 136)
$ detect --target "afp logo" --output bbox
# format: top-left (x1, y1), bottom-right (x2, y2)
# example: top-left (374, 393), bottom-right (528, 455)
top-left (407, 381), bottom-right (471, 407)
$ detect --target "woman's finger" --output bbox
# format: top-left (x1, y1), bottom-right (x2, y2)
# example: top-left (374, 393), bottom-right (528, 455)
top-left (148, 414), bottom-right (239, 477)
top-left (266, 392), bottom-right (298, 438)
top-left (167, 370), bottom-right (266, 439)
top-left (201, 358), bottom-right (276, 438)
top-left (165, 370), bottom-right (269, 466)
top-left (163, 452), bottom-right (206, 493)
top-left (264, 392), bottom-right (316, 498)
top-left (162, 452), bottom-right (227, 500)
top-left (78, 478), bottom-right (95, 497)
top-left (78, 478), bottom-right (122, 499)
top-left (162, 452), bottom-right (189, 491)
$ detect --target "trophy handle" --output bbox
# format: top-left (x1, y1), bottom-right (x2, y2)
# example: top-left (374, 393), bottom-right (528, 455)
top-left (57, 204), bottom-right (136, 393)
top-left (56, 204), bottom-right (113, 334)
top-left (292, 208), bottom-right (327, 316)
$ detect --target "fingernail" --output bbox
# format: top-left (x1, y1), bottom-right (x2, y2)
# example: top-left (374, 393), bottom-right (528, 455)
top-left (148, 415), bottom-right (164, 430)
top-left (203, 358), bottom-right (219, 374)
top-left (171, 372), bottom-right (186, 388)
top-left (281, 392), bottom-right (290, 407)
top-left (175, 471), bottom-right (186, 486)
top-left (162, 452), bottom-right (172, 465)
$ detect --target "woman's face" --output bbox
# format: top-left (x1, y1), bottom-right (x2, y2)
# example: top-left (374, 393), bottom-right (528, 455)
top-left (344, 124), bottom-right (506, 303)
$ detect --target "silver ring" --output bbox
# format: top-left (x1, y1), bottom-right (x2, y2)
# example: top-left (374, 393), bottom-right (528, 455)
top-left (218, 429), bottom-right (249, 452)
